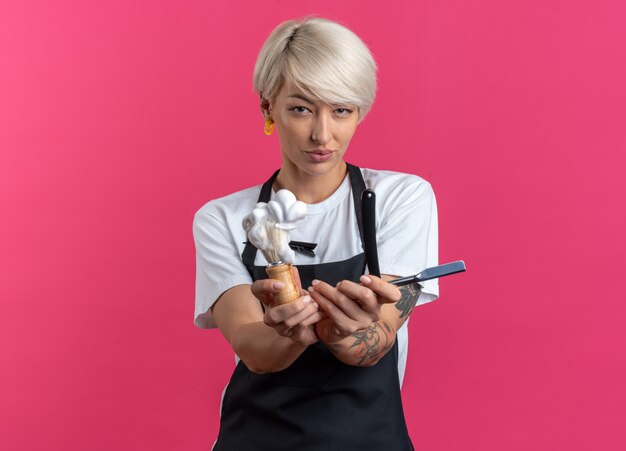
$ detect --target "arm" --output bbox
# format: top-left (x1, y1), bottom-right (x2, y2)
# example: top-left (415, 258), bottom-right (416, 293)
top-left (212, 268), bottom-right (323, 374)
top-left (311, 174), bottom-right (439, 366)
top-left (194, 210), bottom-right (322, 372)
top-left (309, 275), bottom-right (422, 366)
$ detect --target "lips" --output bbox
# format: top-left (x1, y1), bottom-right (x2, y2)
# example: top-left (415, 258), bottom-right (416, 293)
top-left (304, 149), bottom-right (334, 162)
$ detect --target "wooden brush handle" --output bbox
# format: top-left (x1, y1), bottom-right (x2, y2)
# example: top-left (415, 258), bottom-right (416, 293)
top-left (265, 263), bottom-right (300, 304)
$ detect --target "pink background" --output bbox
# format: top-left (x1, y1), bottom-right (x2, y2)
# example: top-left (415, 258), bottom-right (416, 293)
top-left (1, 1), bottom-right (625, 450)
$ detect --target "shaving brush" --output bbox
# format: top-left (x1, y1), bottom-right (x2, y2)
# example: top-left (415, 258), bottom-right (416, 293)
top-left (242, 190), bottom-right (307, 304)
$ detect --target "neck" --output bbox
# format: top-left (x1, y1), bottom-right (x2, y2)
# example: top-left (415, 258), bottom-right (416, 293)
top-left (274, 161), bottom-right (348, 204)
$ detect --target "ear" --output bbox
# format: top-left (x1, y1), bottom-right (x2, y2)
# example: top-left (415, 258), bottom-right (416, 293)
top-left (260, 95), bottom-right (272, 120)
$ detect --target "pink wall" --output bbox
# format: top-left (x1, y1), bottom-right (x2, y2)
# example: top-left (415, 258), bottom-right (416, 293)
top-left (1, 1), bottom-right (625, 449)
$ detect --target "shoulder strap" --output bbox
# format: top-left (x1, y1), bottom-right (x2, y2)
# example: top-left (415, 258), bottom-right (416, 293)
top-left (346, 163), bottom-right (366, 248)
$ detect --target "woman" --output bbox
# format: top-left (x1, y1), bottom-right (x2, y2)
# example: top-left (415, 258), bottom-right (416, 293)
top-left (194, 17), bottom-right (438, 450)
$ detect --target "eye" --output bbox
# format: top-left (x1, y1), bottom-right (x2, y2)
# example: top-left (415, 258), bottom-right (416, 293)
top-left (291, 106), bottom-right (311, 114)
top-left (334, 108), bottom-right (353, 116)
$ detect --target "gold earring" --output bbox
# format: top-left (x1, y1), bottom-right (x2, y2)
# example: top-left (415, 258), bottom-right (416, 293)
top-left (264, 119), bottom-right (275, 135)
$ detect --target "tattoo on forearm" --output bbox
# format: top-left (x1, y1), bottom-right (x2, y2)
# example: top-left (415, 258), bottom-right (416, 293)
top-left (395, 283), bottom-right (421, 319)
top-left (348, 320), bottom-right (394, 364)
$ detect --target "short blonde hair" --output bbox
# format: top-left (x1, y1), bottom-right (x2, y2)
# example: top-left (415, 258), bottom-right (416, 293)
top-left (253, 17), bottom-right (377, 119)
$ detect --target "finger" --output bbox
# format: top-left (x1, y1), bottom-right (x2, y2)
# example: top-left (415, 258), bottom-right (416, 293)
top-left (282, 301), bottom-right (321, 329)
top-left (359, 275), bottom-right (402, 303)
top-left (335, 279), bottom-right (379, 314)
top-left (299, 311), bottom-right (324, 327)
top-left (308, 285), bottom-right (363, 334)
top-left (264, 294), bottom-right (314, 326)
top-left (308, 286), bottom-right (344, 319)
top-left (251, 279), bottom-right (285, 306)
top-left (310, 280), bottom-right (372, 323)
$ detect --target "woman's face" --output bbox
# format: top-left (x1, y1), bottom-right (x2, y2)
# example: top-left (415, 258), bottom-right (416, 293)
top-left (268, 82), bottom-right (360, 178)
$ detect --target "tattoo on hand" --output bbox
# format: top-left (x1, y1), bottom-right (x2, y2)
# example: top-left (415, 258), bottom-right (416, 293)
top-left (395, 283), bottom-right (421, 319)
top-left (348, 321), bottom-right (394, 365)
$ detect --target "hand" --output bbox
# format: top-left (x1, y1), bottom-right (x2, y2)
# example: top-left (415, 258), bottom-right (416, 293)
top-left (251, 267), bottom-right (322, 346)
top-left (308, 275), bottom-right (401, 344)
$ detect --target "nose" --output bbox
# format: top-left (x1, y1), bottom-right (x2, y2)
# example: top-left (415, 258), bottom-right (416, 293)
top-left (312, 111), bottom-right (331, 146)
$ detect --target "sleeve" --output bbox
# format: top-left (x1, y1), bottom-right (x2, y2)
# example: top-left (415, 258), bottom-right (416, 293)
top-left (193, 210), bottom-right (253, 329)
top-left (376, 178), bottom-right (439, 306)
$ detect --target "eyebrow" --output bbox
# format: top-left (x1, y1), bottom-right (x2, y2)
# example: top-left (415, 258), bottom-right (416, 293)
top-left (287, 93), bottom-right (314, 104)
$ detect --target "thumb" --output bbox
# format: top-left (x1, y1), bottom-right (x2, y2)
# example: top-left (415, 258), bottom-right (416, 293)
top-left (251, 278), bottom-right (285, 306)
